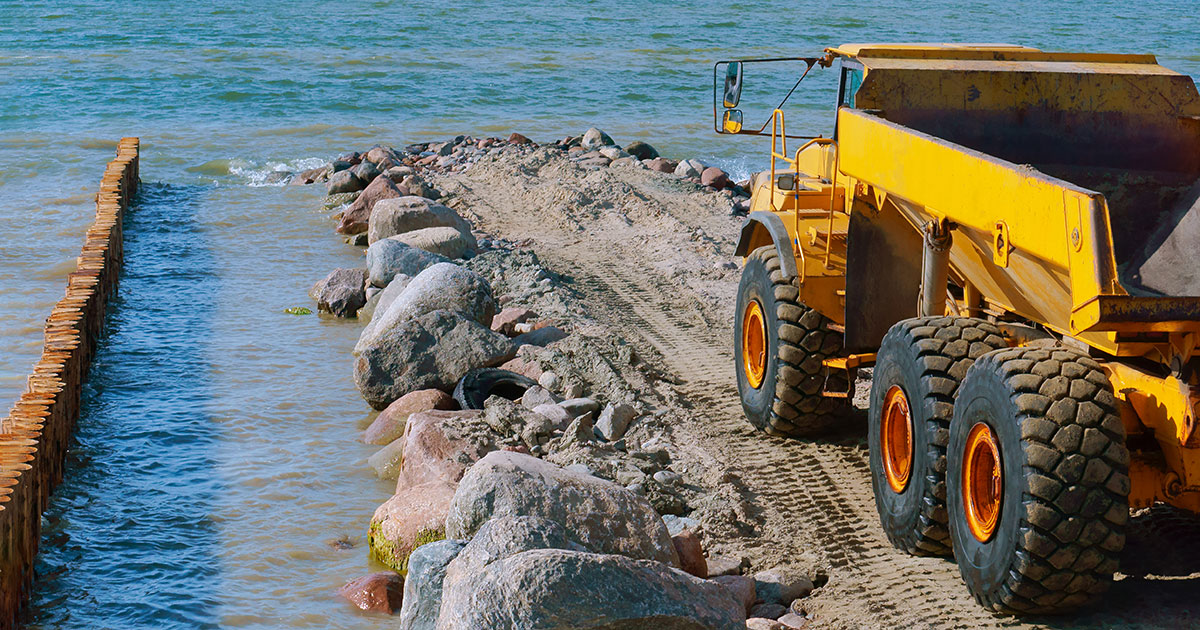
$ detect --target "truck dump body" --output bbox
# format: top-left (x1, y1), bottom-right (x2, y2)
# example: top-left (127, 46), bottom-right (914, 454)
top-left (849, 49), bottom-right (1200, 296)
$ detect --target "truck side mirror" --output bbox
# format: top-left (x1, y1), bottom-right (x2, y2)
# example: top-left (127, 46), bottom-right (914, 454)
top-left (722, 109), bottom-right (744, 133)
top-left (723, 62), bottom-right (743, 108)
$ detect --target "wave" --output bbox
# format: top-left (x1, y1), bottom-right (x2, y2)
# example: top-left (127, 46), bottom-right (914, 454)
top-left (186, 157), bottom-right (328, 187)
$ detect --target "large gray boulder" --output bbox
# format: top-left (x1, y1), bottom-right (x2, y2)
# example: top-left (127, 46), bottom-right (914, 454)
top-left (354, 309), bottom-right (516, 409)
top-left (392, 226), bottom-right (471, 259)
top-left (357, 262), bottom-right (497, 354)
top-left (581, 127), bottom-right (615, 149)
top-left (438, 548), bottom-right (744, 630)
top-left (445, 450), bottom-right (680, 567)
top-left (366, 237), bottom-right (449, 288)
top-left (308, 267), bottom-right (367, 317)
top-left (368, 196), bottom-right (476, 248)
top-left (398, 539), bottom-right (467, 630)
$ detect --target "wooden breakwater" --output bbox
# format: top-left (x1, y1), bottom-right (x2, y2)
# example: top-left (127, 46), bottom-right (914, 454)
top-left (0, 138), bottom-right (139, 627)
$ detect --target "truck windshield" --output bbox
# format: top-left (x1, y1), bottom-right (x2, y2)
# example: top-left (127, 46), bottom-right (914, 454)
top-left (840, 65), bottom-right (863, 108)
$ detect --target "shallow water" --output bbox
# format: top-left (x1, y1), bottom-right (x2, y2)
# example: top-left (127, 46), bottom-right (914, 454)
top-left (0, 2), bottom-right (1197, 627)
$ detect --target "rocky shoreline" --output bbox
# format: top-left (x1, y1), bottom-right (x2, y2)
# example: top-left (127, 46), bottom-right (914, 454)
top-left (296, 130), bottom-right (817, 629)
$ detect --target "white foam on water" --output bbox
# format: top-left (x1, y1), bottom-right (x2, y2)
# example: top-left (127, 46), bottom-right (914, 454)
top-left (230, 157), bottom-right (327, 187)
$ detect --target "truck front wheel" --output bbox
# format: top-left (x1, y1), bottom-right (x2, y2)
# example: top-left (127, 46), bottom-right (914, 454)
top-left (948, 346), bottom-right (1129, 614)
top-left (734, 245), bottom-right (846, 437)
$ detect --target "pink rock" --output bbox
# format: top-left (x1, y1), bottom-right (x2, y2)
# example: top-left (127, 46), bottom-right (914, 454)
top-left (712, 575), bottom-right (756, 614)
top-left (491, 307), bottom-right (538, 336)
top-left (647, 157), bottom-right (678, 174)
top-left (337, 175), bottom-right (403, 234)
top-left (746, 619), bottom-right (787, 630)
top-left (671, 530), bottom-right (707, 578)
top-left (701, 166), bottom-right (730, 189)
top-left (499, 356), bottom-right (543, 381)
top-left (397, 410), bottom-right (490, 488)
top-left (364, 389), bottom-right (457, 446)
top-left (507, 132), bottom-right (532, 144)
top-left (369, 480), bottom-right (458, 572)
top-left (338, 571), bottom-right (404, 614)
top-left (776, 613), bottom-right (808, 629)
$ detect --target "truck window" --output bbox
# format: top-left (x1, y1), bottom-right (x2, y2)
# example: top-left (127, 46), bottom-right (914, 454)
top-left (840, 66), bottom-right (863, 108)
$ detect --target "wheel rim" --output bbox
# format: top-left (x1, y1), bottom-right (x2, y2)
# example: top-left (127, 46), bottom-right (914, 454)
top-left (742, 300), bottom-right (767, 389)
top-left (963, 422), bottom-right (1003, 543)
top-left (880, 385), bottom-right (913, 493)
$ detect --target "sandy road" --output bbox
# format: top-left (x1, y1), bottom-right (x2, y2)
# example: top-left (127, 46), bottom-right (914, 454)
top-left (436, 148), bottom-right (1200, 630)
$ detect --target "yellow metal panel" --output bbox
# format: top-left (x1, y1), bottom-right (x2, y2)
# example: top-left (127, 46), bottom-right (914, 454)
top-left (828, 43), bottom-right (1157, 66)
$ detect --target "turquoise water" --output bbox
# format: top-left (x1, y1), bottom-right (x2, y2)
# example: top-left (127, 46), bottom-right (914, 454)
top-left (1, 2), bottom-right (1198, 628)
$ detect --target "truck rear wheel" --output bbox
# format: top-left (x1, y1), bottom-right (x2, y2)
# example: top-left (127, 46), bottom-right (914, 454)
top-left (948, 346), bottom-right (1129, 614)
top-left (868, 316), bottom-right (1007, 556)
top-left (735, 245), bottom-right (846, 437)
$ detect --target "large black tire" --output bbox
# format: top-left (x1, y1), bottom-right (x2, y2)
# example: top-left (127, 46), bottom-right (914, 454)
top-left (453, 368), bottom-right (538, 410)
top-left (734, 245), bottom-right (847, 437)
top-left (868, 316), bottom-right (1008, 556)
top-left (948, 346), bottom-right (1129, 614)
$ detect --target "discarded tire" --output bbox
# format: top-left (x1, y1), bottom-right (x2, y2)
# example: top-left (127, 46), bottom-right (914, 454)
top-left (948, 346), bottom-right (1129, 614)
top-left (868, 316), bottom-right (1007, 556)
top-left (734, 245), bottom-right (846, 438)
top-left (454, 368), bottom-right (538, 410)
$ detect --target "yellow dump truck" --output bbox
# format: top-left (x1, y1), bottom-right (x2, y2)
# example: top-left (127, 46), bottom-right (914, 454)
top-left (715, 44), bottom-right (1200, 614)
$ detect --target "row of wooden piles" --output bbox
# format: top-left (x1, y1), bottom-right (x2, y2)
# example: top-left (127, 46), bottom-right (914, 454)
top-left (0, 138), bottom-right (139, 628)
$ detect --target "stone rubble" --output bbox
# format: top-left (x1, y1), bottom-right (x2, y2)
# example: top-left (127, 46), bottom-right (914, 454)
top-left (304, 131), bottom-right (817, 627)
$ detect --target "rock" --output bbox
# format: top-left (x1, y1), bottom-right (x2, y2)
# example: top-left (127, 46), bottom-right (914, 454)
top-left (383, 165), bottom-right (414, 183)
top-left (354, 310), bottom-right (515, 410)
top-left (401, 174), bottom-right (440, 200)
top-left (706, 553), bottom-right (748, 577)
top-left (331, 158), bottom-right (355, 173)
top-left (446, 450), bottom-right (680, 566)
top-left (337, 571), bottom-right (404, 614)
top-left (746, 619), bottom-right (787, 630)
top-left (327, 168), bottom-right (365, 194)
top-left (647, 157), bottom-right (679, 173)
top-left (749, 603), bottom-right (788, 620)
top-left (364, 389), bottom-right (456, 446)
top-left (490, 307), bottom-right (537, 336)
top-left (654, 470), bottom-right (682, 486)
top-left (561, 413), bottom-right (595, 446)
top-left (367, 196), bottom-right (475, 247)
top-left (360, 274), bottom-right (413, 335)
top-left (392, 226), bottom-right (470, 259)
top-left (398, 539), bottom-right (465, 630)
top-left (672, 529), bottom-right (707, 578)
top-left (498, 356), bottom-right (543, 381)
top-left (609, 156), bottom-right (639, 168)
top-left (537, 371), bottom-right (560, 391)
top-left (507, 132), bottom-right (532, 144)
top-left (360, 262), bottom-right (496, 349)
top-left (624, 141), bottom-right (659, 160)
top-left (366, 238), bottom-right (450, 289)
top-left (351, 159), bottom-right (382, 185)
top-left (336, 151), bottom-right (363, 166)
top-left (532, 403), bottom-right (572, 429)
top-left (581, 127), bottom-right (615, 149)
top-left (520, 385), bottom-right (560, 409)
top-left (713, 575), bottom-right (757, 613)
top-left (702, 166), bottom-right (731, 189)
top-left (437, 548), bottom-right (744, 630)
top-left (598, 146), bottom-right (629, 160)
top-left (595, 402), bottom-right (636, 441)
top-left (754, 570), bottom-right (814, 605)
top-left (662, 515), bottom-right (702, 537)
top-left (369, 480), bottom-right (457, 572)
top-left (564, 381), bottom-right (584, 398)
top-left (291, 165), bottom-right (329, 185)
top-left (559, 397), bottom-right (599, 418)
top-left (368, 438), bottom-right (406, 480)
top-left (397, 409), bottom-right (491, 488)
top-left (776, 613), bottom-right (808, 629)
top-left (309, 267), bottom-right (367, 317)
top-left (674, 159), bottom-right (706, 178)
top-left (444, 515), bottom-right (587, 581)
top-left (512, 325), bottom-right (567, 347)
top-left (337, 174), bottom-right (403, 234)
top-left (365, 146), bottom-right (400, 168)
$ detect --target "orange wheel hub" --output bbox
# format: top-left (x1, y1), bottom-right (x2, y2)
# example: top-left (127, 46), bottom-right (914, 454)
top-left (880, 385), bottom-right (914, 493)
top-left (963, 422), bottom-right (1003, 543)
top-left (742, 300), bottom-right (767, 389)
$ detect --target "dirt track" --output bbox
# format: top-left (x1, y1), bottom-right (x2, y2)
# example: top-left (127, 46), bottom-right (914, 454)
top-left (434, 148), bottom-right (1200, 630)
